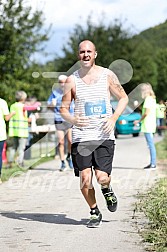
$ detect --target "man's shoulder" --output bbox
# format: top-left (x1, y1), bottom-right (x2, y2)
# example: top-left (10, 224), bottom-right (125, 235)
top-left (97, 67), bottom-right (116, 79)
top-left (66, 74), bottom-right (75, 84)
top-left (106, 68), bottom-right (116, 76)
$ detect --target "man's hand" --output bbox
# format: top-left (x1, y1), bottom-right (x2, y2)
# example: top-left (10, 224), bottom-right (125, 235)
top-left (73, 115), bottom-right (90, 127)
top-left (103, 117), bottom-right (116, 134)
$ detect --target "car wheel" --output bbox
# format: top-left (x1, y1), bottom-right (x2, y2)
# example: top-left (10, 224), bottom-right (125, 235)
top-left (133, 133), bottom-right (139, 137)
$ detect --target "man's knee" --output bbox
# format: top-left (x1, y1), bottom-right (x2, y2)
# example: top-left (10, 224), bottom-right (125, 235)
top-left (96, 173), bottom-right (110, 185)
top-left (80, 170), bottom-right (92, 189)
top-left (59, 139), bottom-right (65, 146)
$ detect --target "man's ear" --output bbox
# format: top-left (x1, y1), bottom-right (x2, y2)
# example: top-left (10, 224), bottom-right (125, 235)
top-left (95, 51), bottom-right (97, 58)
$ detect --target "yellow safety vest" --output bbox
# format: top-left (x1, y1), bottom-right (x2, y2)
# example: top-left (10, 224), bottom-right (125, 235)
top-left (156, 104), bottom-right (165, 118)
top-left (9, 102), bottom-right (28, 138)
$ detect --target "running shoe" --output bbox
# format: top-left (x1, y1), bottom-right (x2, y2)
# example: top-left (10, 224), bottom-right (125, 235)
top-left (86, 210), bottom-right (102, 228)
top-left (144, 164), bottom-right (156, 169)
top-left (59, 162), bottom-right (66, 172)
top-left (66, 157), bottom-right (73, 169)
top-left (102, 188), bottom-right (118, 212)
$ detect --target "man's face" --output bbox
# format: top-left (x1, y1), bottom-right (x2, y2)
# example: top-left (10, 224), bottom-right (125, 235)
top-left (78, 41), bottom-right (97, 68)
top-left (59, 81), bottom-right (65, 89)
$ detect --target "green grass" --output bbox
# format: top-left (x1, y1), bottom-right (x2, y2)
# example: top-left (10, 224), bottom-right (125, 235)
top-left (136, 133), bottom-right (167, 252)
top-left (1, 166), bottom-right (26, 182)
top-left (155, 132), bottom-right (167, 160)
top-left (1, 145), bottom-right (55, 182)
top-left (138, 178), bottom-right (167, 252)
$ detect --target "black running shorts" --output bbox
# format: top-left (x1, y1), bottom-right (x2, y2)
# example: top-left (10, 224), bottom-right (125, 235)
top-left (71, 140), bottom-right (115, 177)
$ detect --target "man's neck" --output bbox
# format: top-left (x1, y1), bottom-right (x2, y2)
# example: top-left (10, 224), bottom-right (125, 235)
top-left (79, 64), bottom-right (97, 77)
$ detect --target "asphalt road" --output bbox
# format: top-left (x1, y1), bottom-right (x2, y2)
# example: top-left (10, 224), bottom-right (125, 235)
top-left (0, 134), bottom-right (163, 252)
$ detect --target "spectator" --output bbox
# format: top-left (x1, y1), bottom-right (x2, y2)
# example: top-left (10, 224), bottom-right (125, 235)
top-left (156, 100), bottom-right (166, 136)
top-left (8, 91), bottom-right (30, 167)
top-left (0, 98), bottom-right (15, 183)
top-left (134, 83), bottom-right (157, 169)
top-left (47, 75), bottom-right (74, 171)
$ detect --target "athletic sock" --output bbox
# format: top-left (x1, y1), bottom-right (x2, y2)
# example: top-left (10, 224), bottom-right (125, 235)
top-left (90, 205), bottom-right (100, 215)
top-left (67, 153), bottom-right (71, 159)
top-left (101, 185), bottom-right (110, 194)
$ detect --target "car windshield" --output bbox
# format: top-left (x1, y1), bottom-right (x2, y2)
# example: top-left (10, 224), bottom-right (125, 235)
top-left (111, 101), bottom-right (133, 115)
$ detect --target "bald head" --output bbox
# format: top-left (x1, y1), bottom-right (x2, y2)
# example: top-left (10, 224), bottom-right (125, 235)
top-left (78, 40), bottom-right (96, 51)
top-left (58, 75), bottom-right (67, 82)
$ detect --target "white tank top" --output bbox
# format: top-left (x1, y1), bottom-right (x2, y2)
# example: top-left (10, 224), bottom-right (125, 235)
top-left (72, 68), bottom-right (115, 143)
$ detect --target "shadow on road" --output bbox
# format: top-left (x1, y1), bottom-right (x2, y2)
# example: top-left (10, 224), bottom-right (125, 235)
top-left (113, 166), bottom-right (141, 170)
top-left (0, 212), bottom-right (112, 226)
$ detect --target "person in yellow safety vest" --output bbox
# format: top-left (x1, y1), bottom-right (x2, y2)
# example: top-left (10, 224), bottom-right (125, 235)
top-left (156, 100), bottom-right (166, 136)
top-left (8, 91), bottom-right (30, 167)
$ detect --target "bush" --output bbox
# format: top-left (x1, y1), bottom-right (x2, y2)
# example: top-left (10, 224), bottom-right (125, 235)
top-left (138, 178), bottom-right (167, 252)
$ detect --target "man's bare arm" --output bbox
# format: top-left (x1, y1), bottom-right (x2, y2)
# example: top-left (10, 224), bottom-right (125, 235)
top-left (103, 72), bottom-right (128, 134)
top-left (108, 72), bottom-right (129, 120)
top-left (60, 76), bottom-right (75, 124)
top-left (60, 76), bottom-right (89, 127)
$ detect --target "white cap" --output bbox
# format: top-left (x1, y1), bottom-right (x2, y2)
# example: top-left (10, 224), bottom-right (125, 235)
top-left (58, 75), bottom-right (67, 82)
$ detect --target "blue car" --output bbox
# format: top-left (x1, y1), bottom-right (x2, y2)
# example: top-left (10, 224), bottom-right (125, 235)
top-left (111, 100), bottom-right (141, 138)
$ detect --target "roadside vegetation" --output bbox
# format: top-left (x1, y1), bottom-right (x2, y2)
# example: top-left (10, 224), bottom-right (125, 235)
top-left (156, 132), bottom-right (167, 160)
top-left (137, 133), bottom-right (167, 252)
top-left (1, 149), bottom-right (55, 182)
top-left (1, 1), bottom-right (167, 104)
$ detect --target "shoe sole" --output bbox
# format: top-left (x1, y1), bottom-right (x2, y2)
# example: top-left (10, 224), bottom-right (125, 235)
top-left (59, 168), bottom-right (67, 172)
top-left (107, 205), bottom-right (117, 212)
top-left (86, 220), bottom-right (102, 228)
top-left (144, 168), bottom-right (156, 170)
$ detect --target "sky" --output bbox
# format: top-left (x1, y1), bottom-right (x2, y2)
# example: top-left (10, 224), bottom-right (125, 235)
top-left (27, 0), bottom-right (167, 63)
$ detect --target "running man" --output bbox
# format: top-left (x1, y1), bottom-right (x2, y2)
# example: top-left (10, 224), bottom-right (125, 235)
top-left (60, 40), bottom-right (128, 227)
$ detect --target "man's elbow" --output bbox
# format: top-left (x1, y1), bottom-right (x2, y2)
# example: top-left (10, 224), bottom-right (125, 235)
top-left (122, 95), bottom-right (129, 105)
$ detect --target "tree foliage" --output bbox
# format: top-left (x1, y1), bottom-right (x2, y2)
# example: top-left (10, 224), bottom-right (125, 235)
top-left (53, 18), bottom-right (167, 99)
top-left (155, 48), bottom-right (167, 100)
top-left (0, 0), bottom-right (49, 103)
top-left (54, 17), bottom-right (163, 96)
top-left (124, 37), bottom-right (158, 93)
top-left (1, 5), bottom-right (167, 103)
top-left (138, 20), bottom-right (167, 49)
top-left (55, 17), bottom-right (132, 72)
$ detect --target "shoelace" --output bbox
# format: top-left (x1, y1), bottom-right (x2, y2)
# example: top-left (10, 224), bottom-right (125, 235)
top-left (104, 192), bottom-right (117, 204)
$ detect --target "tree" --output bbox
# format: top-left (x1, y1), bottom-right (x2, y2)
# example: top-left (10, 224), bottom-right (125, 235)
top-left (55, 17), bottom-right (132, 73)
top-left (155, 48), bottom-right (167, 100)
top-left (0, 0), bottom-right (49, 103)
top-left (52, 16), bottom-right (159, 95)
top-left (124, 37), bottom-right (158, 93)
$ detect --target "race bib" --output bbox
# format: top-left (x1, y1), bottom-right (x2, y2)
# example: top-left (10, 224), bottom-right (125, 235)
top-left (85, 99), bottom-right (106, 117)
